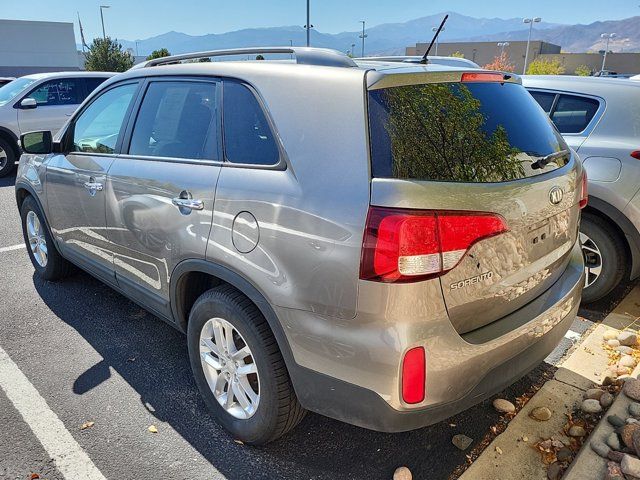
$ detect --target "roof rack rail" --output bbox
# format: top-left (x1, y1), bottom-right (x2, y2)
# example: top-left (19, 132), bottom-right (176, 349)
top-left (131, 47), bottom-right (358, 70)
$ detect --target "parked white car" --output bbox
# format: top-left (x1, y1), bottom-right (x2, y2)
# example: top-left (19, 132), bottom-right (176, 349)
top-left (0, 71), bottom-right (114, 177)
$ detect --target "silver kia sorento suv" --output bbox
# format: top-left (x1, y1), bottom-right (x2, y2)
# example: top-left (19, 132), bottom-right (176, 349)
top-left (15, 48), bottom-right (585, 445)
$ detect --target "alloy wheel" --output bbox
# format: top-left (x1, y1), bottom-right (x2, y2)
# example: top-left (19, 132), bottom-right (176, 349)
top-left (0, 145), bottom-right (7, 171)
top-left (199, 317), bottom-right (260, 419)
top-left (26, 210), bottom-right (48, 267)
top-left (580, 231), bottom-right (602, 289)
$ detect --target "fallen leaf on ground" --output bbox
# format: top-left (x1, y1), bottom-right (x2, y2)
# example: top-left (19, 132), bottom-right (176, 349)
top-left (148, 425), bottom-right (158, 433)
top-left (80, 421), bottom-right (95, 430)
top-left (29, 474), bottom-right (40, 480)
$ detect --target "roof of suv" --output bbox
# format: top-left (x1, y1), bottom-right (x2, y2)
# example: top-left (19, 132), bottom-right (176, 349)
top-left (19, 71), bottom-right (115, 81)
top-left (522, 75), bottom-right (640, 96)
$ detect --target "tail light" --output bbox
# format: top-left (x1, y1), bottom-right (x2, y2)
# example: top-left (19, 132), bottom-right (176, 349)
top-left (402, 347), bottom-right (426, 404)
top-left (631, 151), bottom-right (640, 160)
top-left (360, 207), bottom-right (508, 283)
top-left (579, 171), bottom-right (588, 209)
top-left (461, 72), bottom-right (506, 83)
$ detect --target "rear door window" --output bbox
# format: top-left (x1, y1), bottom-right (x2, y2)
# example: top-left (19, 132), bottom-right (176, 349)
top-left (29, 78), bottom-right (82, 106)
top-left (368, 81), bottom-right (568, 182)
top-left (223, 81), bottom-right (279, 165)
top-left (129, 81), bottom-right (219, 161)
top-left (550, 94), bottom-right (600, 134)
top-left (529, 90), bottom-right (556, 114)
top-left (82, 77), bottom-right (109, 100)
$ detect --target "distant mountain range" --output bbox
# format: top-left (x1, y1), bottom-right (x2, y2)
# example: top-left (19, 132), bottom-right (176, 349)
top-left (109, 12), bottom-right (640, 57)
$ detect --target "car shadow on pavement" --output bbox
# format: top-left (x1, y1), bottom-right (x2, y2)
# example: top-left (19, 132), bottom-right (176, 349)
top-left (0, 175), bottom-right (16, 188)
top-left (34, 271), bottom-right (552, 480)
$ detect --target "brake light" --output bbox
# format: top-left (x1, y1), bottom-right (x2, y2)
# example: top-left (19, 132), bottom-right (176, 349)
top-left (580, 171), bottom-right (588, 209)
top-left (631, 151), bottom-right (640, 160)
top-left (360, 207), bottom-right (508, 283)
top-left (461, 72), bottom-right (506, 83)
top-left (402, 347), bottom-right (426, 404)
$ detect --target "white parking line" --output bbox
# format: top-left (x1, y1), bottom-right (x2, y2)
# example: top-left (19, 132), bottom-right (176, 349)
top-left (0, 345), bottom-right (107, 480)
top-left (0, 243), bottom-right (25, 253)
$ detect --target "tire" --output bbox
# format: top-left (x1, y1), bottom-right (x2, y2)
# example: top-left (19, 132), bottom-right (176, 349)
top-left (0, 137), bottom-right (16, 178)
top-left (580, 212), bottom-right (627, 304)
top-left (187, 285), bottom-right (306, 445)
top-left (20, 195), bottom-right (72, 281)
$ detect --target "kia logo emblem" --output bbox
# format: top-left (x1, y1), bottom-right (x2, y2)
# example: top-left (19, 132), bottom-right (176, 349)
top-left (549, 186), bottom-right (563, 205)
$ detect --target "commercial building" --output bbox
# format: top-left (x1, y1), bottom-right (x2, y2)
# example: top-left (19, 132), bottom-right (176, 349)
top-left (407, 41), bottom-right (561, 73)
top-left (0, 19), bottom-right (80, 77)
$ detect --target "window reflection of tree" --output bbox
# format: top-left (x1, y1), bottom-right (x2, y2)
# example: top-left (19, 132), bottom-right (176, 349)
top-left (382, 84), bottom-right (525, 182)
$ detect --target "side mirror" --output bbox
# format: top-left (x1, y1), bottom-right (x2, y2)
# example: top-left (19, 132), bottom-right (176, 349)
top-left (19, 98), bottom-right (38, 109)
top-left (21, 131), bottom-right (53, 155)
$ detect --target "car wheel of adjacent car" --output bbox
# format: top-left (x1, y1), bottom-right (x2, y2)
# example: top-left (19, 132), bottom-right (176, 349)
top-left (20, 196), bottom-right (72, 281)
top-left (580, 212), bottom-right (627, 304)
top-left (187, 284), bottom-right (306, 445)
top-left (0, 137), bottom-right (16, 178)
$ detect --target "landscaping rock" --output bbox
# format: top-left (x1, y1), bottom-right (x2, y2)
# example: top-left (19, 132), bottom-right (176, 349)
top-left (633, 429), bottom-right (640, 458)
top-left (630, 403), bottom-right (640, 419)
top-left (617, 366), bottom-right (632, 376)
top-left (603, 372), bottom-right (619, 386)
top-left (568, 425), bottom-right (586, 437)
top-left (619, 424), bottom-right (640, 449)
top-left (592, 440), bottom-right (612, 458)
top-left (629, 418), bottom-right (639, 424)
top-left (609, 450), bottom-right (625, 463)
top-left (607, 432), bottom-right (622, 451)
top-left (624, 379), bottom-right (640, 402)
top-left (617, 346), bottom-right (635, 355)
top-left (622, 454), bottom-right (640, 478)
top-left (452, 434), bottom-right (473, 451)
top-left (393, 466), bottom-right (412, 480)
top-left (609, 415), bottom-right (627, 427)
top-left (556, 446), bottom-right (572, 462)
top-left (618, 331), bottom-right (638, 347)
top-left (584, 388), bottom-right (605, 401)
top-left (492, 398), bottom-right (515, 414)
top-left (606, 461), bottom-right (625, 480)
top-left (621, 355), bottom-right (637, 368)
top-left (600, 392), bottom-right (614, 408)
top-left (546, 462), bottom-right (561, 480)
top-left (581, 398), bottom-right (603, 414)
top-left (608, 339), bottom-right (621, 348)
top-left (605, 330), bottom-right (620, 341)
top-left (530, 406), bottom-right (552, 421)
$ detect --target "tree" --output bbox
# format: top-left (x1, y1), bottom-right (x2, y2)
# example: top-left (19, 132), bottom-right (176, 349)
top-left (575, 64), bottom-right (592, 76)
top-left (146, 48), bottom-right (171, 60)
top-left (527, 58), bottom-right (565, 75)
top-left (450, 51), bottom-right (465, 58)
top-left (85, 37), bottom-right (134, 72)
top-left (482, 51), bottom-right (515, 72)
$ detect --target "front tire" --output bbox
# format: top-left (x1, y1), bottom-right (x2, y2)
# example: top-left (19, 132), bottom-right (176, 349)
top-left (580, 212), bottom-right (627, 304)
top-left (20, 196), bottom-right (72, 281)
top-left (187, 285), bottom-right (305, 445)
top-left (0, 137), bottom-right (16, 178)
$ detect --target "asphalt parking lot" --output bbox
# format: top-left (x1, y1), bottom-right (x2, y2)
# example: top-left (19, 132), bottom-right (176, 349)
top-left (0, 174), bottom-right (601, 480)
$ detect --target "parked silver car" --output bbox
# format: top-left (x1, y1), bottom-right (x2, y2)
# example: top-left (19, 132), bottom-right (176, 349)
top-left (523, 75), bottom-right (640, 303)
top-left (0, 71), bottom-right (113, 177)
top-left (16, 48), bottom-right (585, 444)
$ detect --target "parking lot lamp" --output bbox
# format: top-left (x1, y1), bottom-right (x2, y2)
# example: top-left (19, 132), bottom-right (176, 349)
top-left (359, 21), bottom-right (367, 57)
top-left (600, 33), bottom-right (616, 71)
top-left (100, 5), bottom-right (110, 39)
top-left (431, 26), bottom-right (445, 55)
top-left (522, 17), bottom-right (541, 74)
top-left (497, 42), bottom-right (510, 55)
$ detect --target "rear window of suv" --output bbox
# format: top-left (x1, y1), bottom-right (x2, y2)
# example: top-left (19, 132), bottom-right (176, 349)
top-left (368, 81), bottom-right (568, 182)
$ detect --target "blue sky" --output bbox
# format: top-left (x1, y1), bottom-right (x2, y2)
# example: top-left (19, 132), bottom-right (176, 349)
top-left (4, 0), bottom-right (640, 41)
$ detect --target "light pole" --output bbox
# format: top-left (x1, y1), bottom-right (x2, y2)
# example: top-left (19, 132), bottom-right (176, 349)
top-left (497, 42), bottom-right (510, 56)
top-left (522, 17), bottom-right (541, 74)
top-left (600, 33), bottom-right (616, 71)
top-left (304, 0), bottom-right (313, 47)
top-left (135, 40), bottom-right (140, 56)
top-left (359, 21), bottom-right (367, 57)
top-left (100, 5), bottom-right (110, 39)
top-left (350, 43), bottom-right (356, 57)
top-left (431, 26), bottom-right (445, 55)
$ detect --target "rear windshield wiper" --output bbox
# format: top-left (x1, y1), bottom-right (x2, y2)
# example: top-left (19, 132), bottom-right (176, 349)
top-left (531, 149), bottom-right (570, 170)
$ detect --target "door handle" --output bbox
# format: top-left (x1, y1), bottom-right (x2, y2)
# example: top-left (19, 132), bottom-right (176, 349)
top-left (83, 181), bottom-right (104, 191)
top-left (172, 197), bottom-right (204, 211)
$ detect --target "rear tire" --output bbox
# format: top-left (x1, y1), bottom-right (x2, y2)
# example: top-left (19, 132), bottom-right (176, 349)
top-left (187, 285), bottom-right (305, 445)
top-left (0, 137), bottom-right (16, 178)
top-left (20, 196), bottom-right (72, 281)
top-left (580, 212), bottom-right (627, 304)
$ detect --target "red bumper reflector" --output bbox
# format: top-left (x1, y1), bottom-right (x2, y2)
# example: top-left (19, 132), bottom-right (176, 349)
top-left (631, 151), bottom-right (640, 160)
top-left (579, 170), bottom-right (588, 209)
top-left (402, 347), bottom-right (426, 404)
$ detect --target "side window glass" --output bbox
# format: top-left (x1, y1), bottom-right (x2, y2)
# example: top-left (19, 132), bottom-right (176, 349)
top-left (529, 91), bottom-right (556, 114)
top-left (72, 83), bottom-right (138, 154)
top-left (551, 94), bottom-right (600, 134)
top-left (29, 79), bottom-right (81, 106)
top-left (223, 81), bottom-right (279, 165)
top-left (82, 77), bottom-right (109, 100)
top-left (129, 81), bottom-right (219, 160)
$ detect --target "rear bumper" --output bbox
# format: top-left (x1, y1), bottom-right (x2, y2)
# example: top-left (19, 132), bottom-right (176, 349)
top-left (287, 242), bottom-right (584, 432)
